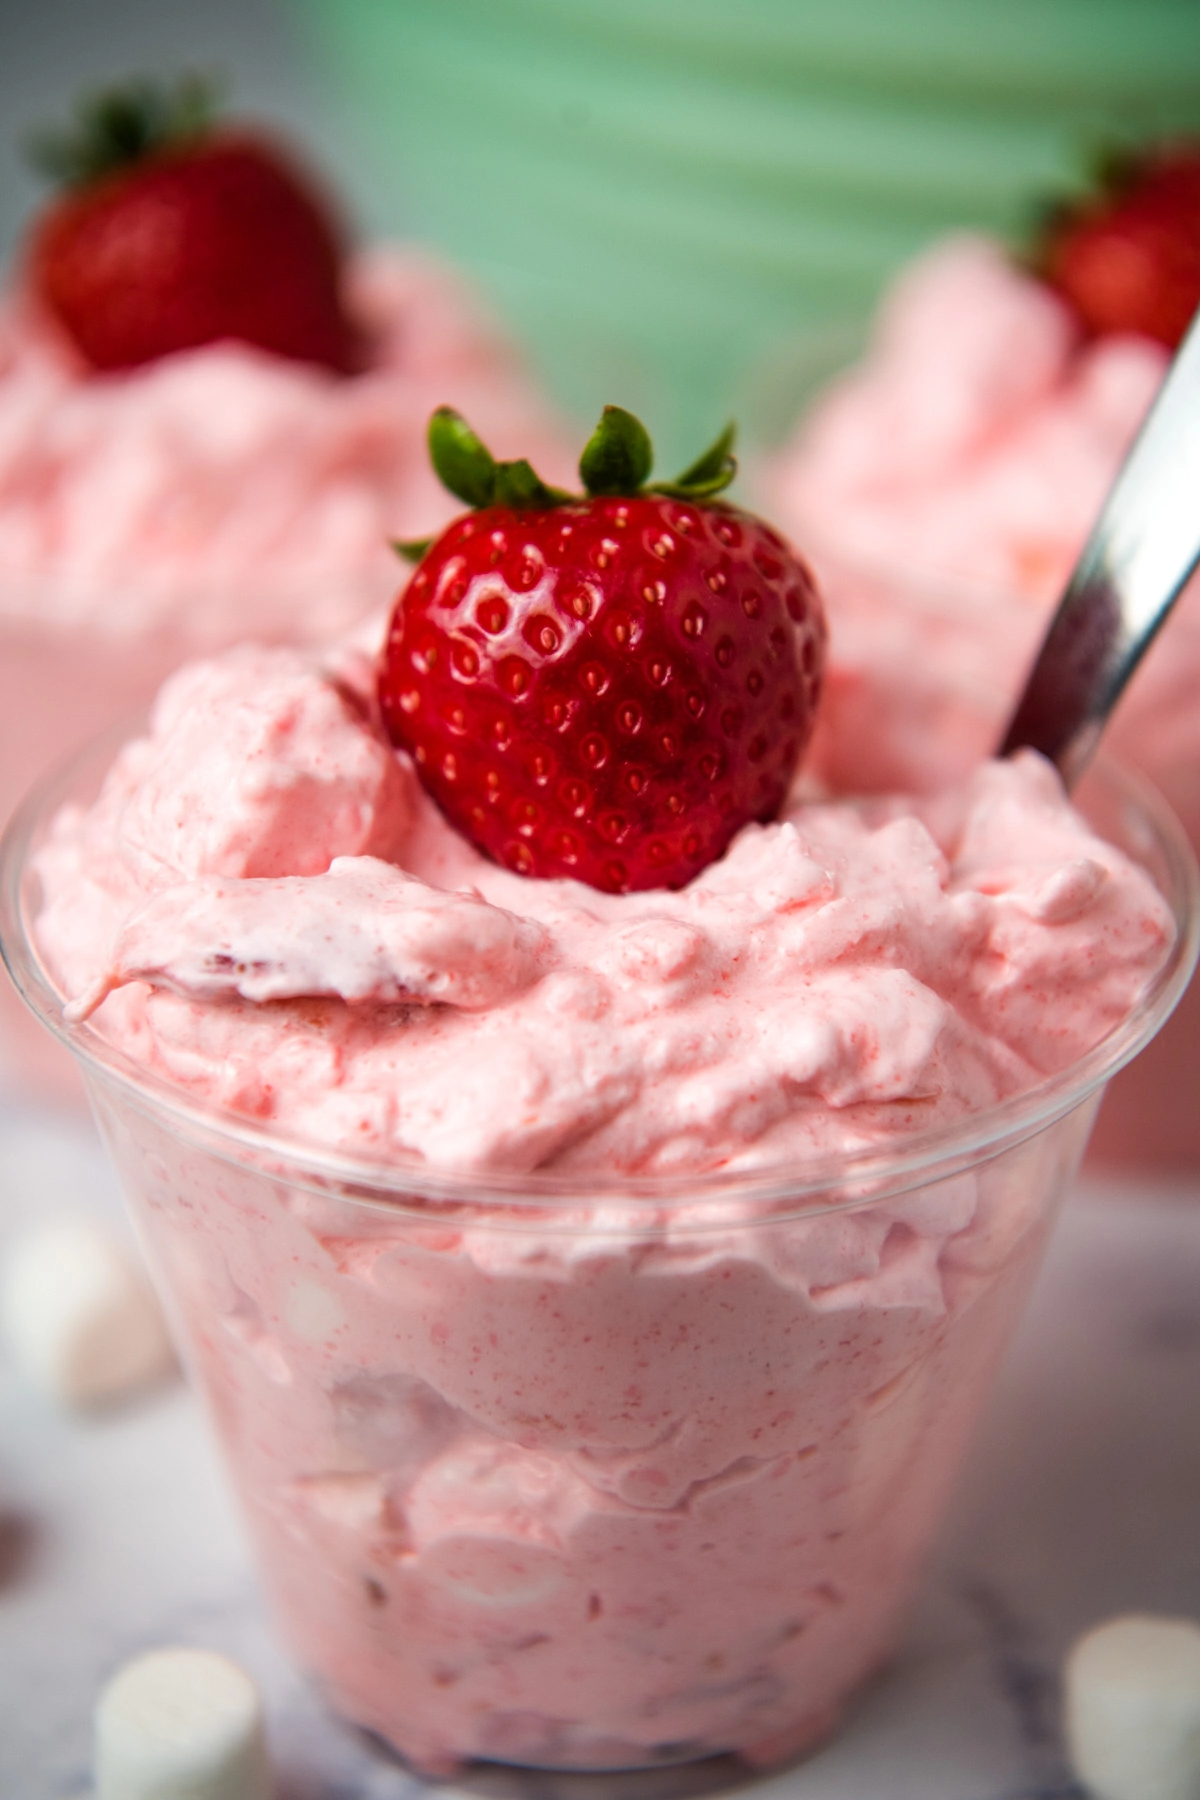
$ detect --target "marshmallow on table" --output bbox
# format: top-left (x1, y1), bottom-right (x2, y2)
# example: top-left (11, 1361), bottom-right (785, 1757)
top-left (1065, 1614), bottom-right (1200, 1800)
top-left (95, 1648), bottom-right (272, 1800)
top-left (0, 1217), bottom-right (175, 1408)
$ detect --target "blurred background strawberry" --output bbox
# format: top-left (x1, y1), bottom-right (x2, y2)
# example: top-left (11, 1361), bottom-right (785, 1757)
top-left (27, 75), bottom-right (359, 372)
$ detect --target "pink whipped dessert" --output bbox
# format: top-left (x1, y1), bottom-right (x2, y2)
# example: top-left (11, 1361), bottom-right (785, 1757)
top-left (766, 236), bottom-right (1179, 795)
top-left (45, 643), bottom-right (1173, 1163)
top-left (0, 80), bottom-right (570, 1099)
top-left (0, 245), bottom-right (564, 816)
top-left (765, 235), bottom-right (1200, 1168)
top-left (0, 257), bottom-right (561, 1100)
top-left (3, 77), bottom-right (568, 828)
top-left (0, 257), bottom-right (564, 1094)
top-left (16, 638), bottom-right (1180, 1772)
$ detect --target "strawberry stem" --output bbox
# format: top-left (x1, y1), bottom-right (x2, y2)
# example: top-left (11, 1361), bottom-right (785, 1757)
top-left (650, 422), bottom-right (737, 498)
top-left (392, 537), bottom-right (433, 565)
top-left (579, 405), bottom-right (653, 495)
top-left (493, 459), bottom-right (567, 508)
top-left (428, 406), bottom-right (498, 508)
top-left (27, 74), bottom-right (215, 188)
top-left (421, 404), bottom-right (737, 533)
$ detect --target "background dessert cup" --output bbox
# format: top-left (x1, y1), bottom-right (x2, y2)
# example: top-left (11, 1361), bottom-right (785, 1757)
top-left (0, 248), bottom-right (567, 1103)
top-left (2, 732), bottom-right (1194, 1777)
top-left (764, 236), bottom-right (1200, 1172)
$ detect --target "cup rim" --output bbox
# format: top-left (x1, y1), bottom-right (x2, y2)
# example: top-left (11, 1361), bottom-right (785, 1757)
top-left (2, 720), bottom-right (1196, 1222)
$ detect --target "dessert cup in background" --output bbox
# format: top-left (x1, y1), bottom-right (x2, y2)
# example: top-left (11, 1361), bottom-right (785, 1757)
top-left (0, 248), bottom-right (568, 1101)
top-left (0, 701), bottom-right (1193, 1775)
top-left (764, 236), bottom-right (1200, 1173)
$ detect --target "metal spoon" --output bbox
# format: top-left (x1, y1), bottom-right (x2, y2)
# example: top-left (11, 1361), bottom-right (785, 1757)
top-left (999, 306), bottom-right (1200, 785)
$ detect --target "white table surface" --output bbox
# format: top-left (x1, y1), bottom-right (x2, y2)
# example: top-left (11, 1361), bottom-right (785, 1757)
top-left (2, 1094), bottom-right (1198, 1800)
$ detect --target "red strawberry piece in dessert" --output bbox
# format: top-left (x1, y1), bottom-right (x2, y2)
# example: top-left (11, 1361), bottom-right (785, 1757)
top-left (1036, 141), bottom-right (1200, 349)
top-left (25, 76), bottom-right (358, 374)
top-left (378, 405), bottom-right (825, 893)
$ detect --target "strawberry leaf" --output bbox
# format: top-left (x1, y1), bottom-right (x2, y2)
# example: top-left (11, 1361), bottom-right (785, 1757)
top-left (428, 407), bottom-right (497, 509)
top-left (652, 423), bottom-right (737, 499)
top-left (675, 422), bottom-right (736, 489)
top-left (392, 537), bottom-right (432, 564)
top-left (1090, 140), bottom-right (1144, 199)
top-left (579, 405), bottom-right (653, 496)
top-left (28, 74), bottom-right (215, 187)
top-left (494, 459), bottom-right (569, 508)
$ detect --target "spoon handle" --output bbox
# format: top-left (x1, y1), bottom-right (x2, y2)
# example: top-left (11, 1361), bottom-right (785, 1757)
top-left (999, 307), bottom-right (1200, 785)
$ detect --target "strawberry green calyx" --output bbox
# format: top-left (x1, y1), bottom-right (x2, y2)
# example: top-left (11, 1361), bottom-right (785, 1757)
top-left (652, 422), bottom-right (738, 499)
top-left (27, 75), bottom-right (215, 188)
top-left (578, 405), bottom-right (653, 494)
top-left (396, 404), bottom-right (738, 564)
top-left (391, 535), bottom-right (435, 564)
top-left (428, 406), bottom-right (573, 514)
top-left (580, 406), bottom-right (736, 501)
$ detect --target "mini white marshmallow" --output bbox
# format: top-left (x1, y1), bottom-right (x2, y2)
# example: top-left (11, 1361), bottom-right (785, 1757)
top-left (0, 1217), bottom-right (175, 1407)
top-left (1065, 1613), bottom-right (1200, 1800)
top-left (94, 1647), bottom-right (271, 1800)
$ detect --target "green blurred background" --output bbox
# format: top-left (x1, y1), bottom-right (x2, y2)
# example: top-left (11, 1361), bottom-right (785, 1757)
top-left (292, 0), bottom-right (1200, 464)
top-left (4, 0), bottom-right (1200, 468)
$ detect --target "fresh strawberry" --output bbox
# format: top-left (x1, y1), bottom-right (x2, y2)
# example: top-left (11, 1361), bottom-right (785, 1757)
top-left (25, 77), bottom-right (358, 374)
top-left (378, 406), bottom-right (825, 894)
top-left (1036, 142), bottom-right (1200, 348)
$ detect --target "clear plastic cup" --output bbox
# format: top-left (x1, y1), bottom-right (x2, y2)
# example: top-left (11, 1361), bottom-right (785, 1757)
top-left (0, 571), bottom-right (391, 1105)
top-left (2, 731), bottom-right (1195, 1777)
top-left (0, 601), bottom-right (197, 1104)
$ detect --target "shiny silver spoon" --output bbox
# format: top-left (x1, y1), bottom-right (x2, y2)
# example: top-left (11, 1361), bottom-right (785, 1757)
top-left (1000, 306), bottom-right (1200, 785)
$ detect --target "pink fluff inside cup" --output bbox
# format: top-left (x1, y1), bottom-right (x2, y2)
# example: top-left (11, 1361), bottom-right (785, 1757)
top-left (1, 702), bottom-right (1192, 1774)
